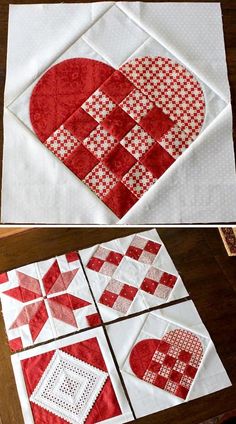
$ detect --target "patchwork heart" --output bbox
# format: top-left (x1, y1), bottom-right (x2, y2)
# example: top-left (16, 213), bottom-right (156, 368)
top-left (30, 56), bottom-right (205, 218)
top-left (129, 328), bottom-right (204, 399)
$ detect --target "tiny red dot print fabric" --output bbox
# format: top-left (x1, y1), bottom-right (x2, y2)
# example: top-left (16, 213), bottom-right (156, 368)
top-left (29, 56), bottom-right (205, 218)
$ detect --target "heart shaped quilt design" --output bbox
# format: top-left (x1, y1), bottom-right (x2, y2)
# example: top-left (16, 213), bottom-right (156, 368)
top-left (129, 328), bottom-right (204, 399)
top-left (30, 57), bottom-right (205, 218)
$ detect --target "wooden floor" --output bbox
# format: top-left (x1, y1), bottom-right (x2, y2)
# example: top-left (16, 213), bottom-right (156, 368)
top-left (0, 227), bottom-right (235, 424)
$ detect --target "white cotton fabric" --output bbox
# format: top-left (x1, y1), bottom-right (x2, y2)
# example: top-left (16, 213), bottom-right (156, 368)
top-left (106, 300), bottom-right (232, 418)
top-left (80, 229), bottom-right (188, 323)
top-left (11, 328), bottom-right (134, 424)
top-left (2, 2), bottom-right (236, 223)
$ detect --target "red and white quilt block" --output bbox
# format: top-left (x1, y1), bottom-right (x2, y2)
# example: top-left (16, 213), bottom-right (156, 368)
top-left (0, 252), bottom-right (100, 352)
top-left (80, 229), bottom-right (188, 323)
top-left (11, 328), bottom-right (134, 424)
top-left (4, 3), bottom-right (234, 224)
top-left (106, 300), bottom-right (231, 418)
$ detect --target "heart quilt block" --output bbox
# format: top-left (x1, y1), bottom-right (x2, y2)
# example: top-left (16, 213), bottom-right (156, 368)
top-left (29, 56), bottom-right (205, 218)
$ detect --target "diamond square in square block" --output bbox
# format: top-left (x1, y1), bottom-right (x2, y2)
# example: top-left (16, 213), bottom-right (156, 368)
top-left (112, 296), bottom-right (132, 314)
top-left (64, 107), bottom-right (98, 142)
top-left (139, 105), bottom-right (175, 142)
top-left (99, 289), bottom-right (118, 307)
top-left (102, 107), bottom-right (136, 142)
top-left (81, 89), bottom-right (116, 123)
top-left (64, 144), bottom-right (98, 179)
top-left (138, 250), bottom-right (156, 265)
top-left (29, 349), bottom-right (107, 424)
top-left (120, 89), bottom-right (154, 123)
top-left (106, 251), bottom-right (123, 266)
top-left (140, 277), bottom-right (158, 295)
top-left (120, 125), bottom-right (155, 160)
top-left (125, 245), bottom-right (143, 261)
top-left (145, 240), bottom-right (161, 255)
top-left (100, 71), bottom-right (134, 103)
top-left (45, 126), bottom-right (80, 161)
top-left (103, 143), bottom-right (137, 179)
top-left (106, 279), bottom-right (123, 294)
top-left (99, 262), bottom-right (117, 277)
top-left (119, 283), bottom-right (138, 301)
top-left (141, 142), bottom-right (175, 179)
top-left (82, 126), bottom-right (118, 160)
top-left (122, 162), bottom-right (156, 199)
top-left (87, 257), bottom-right (104, 272)
top-left (154, 283), bottom-right (172, 300)
top-left (83, 163), bottom-right (118, 199)
top-left (102, 182), bottom-right (138, 219)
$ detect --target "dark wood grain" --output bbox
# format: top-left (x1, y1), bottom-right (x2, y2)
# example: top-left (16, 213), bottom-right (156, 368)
top-left (0, 227), bottom-right (235, 424)
top-left (0, 0), bottom-right (235, 222)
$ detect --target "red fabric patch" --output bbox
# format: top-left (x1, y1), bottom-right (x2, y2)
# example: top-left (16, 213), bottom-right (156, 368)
top-left (129, 339), bottom-right (160, 379)
top-left (86, 313), bottom-right (102, 327)
top-left (103, 182), bottom-right (138, 218)
top-left (158, 340), bottom-right (171, 354)
top-left (163, 355), bottom-right (176, 368)
top-left (106, 251), bottom-right (123, 266)
top-left (30, 58), bottom-right (114, 141)
top-left (65, 251), bottom-right (80, 262)
top-left (0, 272), bottom-right (8, 283)
top-left (87, 257), bottom-right (104, 272)
top-left (140, 278), bottom-right (158, 294)
top-left (160, 272), bottom-right (177, 288)
top-left (170, 370), bottom-right (182, 384)
top-left (120, 284), bottom-right (138, 301)
top-left (10, 301), bottom-right (49, 342)
top-left (3, 286), bottom-right (41, 303)
top-left (178, 350), bottom-right (192, 363)
top-left (125, 245), bottom-right (142, 260)
top-left (185, 364), bottom-right (198, 378)
top-left (99, 290), bottom-right (118, 307)
top-left (64, 108), bottom-right (98, 142)
top-left (103, 144), bottom-right (137, 179)
top-left (64, 144), bottom-right (98, 179)
top-left (100, 70), bottom-right (134, 103)
top-left (154, 375), bottom-right (168, 389)
top-left (145, 240), bottom-right (161, 255)
top-left (175, 385), bottom-right (189, 400)
top-left (141, 142), bottom-right (175, 179)
top-left (102, 107), bottom-right (135, 141)
top-left (9, 337), bottom-right (23, 352)
top-left (139, 106), bottom-right (174, 141)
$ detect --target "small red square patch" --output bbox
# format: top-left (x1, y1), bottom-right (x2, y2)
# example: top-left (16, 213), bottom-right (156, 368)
top-left (175, 384), bottom-right (189, 400)
top-left (64, 144), bottom-right (98, 179)
top-left (141, 142), bottom-right (175, 179)
top-left (103, 182), bottom-right (138, 219)
top-left (145, 240), bottom-right (161, 255)
top-left (86, 312), bottom-right (102, 327)
top-left (185, 364), bottom-right (197, 379)
top-left (160, 272), bottom-right (177, 288)
top-left (139, 106), bottom-right (174, 141)
top-left (99, 290), bottom-right (118, 307)
top-left (140, 278), bottom-right (158, 295)
top-left (178, 350), bottom-right (192, 363)
top-left (163, 355), bottom-right (177, 368)
top-left (102, 107), bottom-right (135, 141)
top-left (103, 143), bottom-right (137, 179)
top-left (155, 375), bottom-right (168, 389)
top-left (158, 340), bottom-right (170, 354)
top-left (125, 245), bottom-right (143, 261)
top-left (149, 361), bottom-right (162, 374)
top-left (120, 284), bottom-right (138, 301)
top-left (87, 257), bottom-right (104, 272)
top-left (100, 71), bottom-right (134, 103)
top-left (170, 370), bottom-right (182, 384)
top-left (64, 107), bottom-right (98, 141)
top-left (65, 251), bottom-right (80, 262)
top-left (106, 251), bottom-right (123, 266)
top-left (0, 272), bottom-right (8, 284)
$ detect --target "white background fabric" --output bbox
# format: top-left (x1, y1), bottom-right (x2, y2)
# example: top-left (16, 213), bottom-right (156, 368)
top-left (2, 2), bottom-right (236, 223)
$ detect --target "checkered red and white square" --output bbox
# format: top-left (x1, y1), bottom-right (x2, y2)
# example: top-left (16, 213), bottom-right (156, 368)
top-left (125, 235), bottom-right (161, 264)
top-left (122, 162), bottom-right (156, 198)
top-left (84, 163), bottom-right (118, 199)
top-left (140, 266), bottom-right (177, 299)
top-left (82, 89), bottom-right (116, 123)
top-left (45, 125), bottom-right (80, 160)
top-left (99, 278), bottom-right (138, 314)
top-left (120, 89), bottom-right (154, 123)
top-left (83, 125), bottom-right (118, 159)
top-left (120, 125), bottom-right (155, 160)
top-left (86, 247), bottom-right (123, 277)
